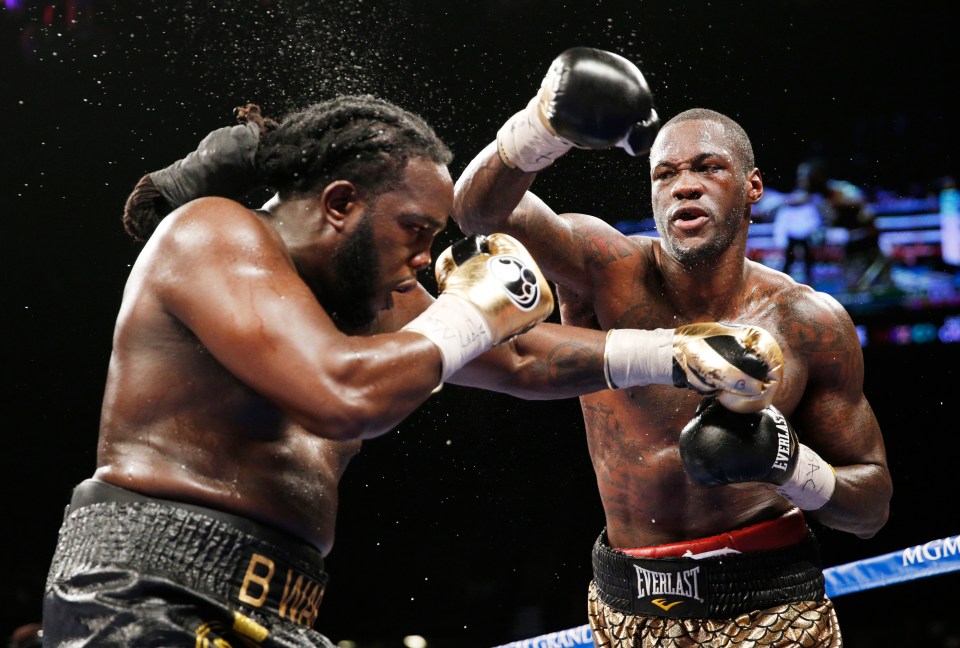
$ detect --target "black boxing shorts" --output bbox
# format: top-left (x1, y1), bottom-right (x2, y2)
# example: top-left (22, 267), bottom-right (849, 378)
top-left (588, 509), bottom-right (841, 647)
top-left (591, 509), bottom-right (826, 618)
top-left (43, 478), bottom-right (336, 647)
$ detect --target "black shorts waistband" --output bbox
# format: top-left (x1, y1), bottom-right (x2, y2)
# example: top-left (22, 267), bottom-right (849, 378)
top-left (592, 529), bottom-right (825, 619)
top-left (50, 479), bottom-right (329, 630)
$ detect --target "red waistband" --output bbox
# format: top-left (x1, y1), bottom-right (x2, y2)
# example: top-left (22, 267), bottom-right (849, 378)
top-left (618, 508), bottom-right (809, 558)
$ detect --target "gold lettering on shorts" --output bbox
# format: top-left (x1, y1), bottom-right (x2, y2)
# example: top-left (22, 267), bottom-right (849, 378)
top-left (238, 553), bottom-right (275, 607)
top-left (279, 569), bottom-right (323, 628)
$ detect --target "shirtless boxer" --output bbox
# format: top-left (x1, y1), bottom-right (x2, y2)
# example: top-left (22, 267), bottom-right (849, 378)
top-left (42, 95), bottom-right (781, 647)
top-left (454, 48), bottom-right (892, 646)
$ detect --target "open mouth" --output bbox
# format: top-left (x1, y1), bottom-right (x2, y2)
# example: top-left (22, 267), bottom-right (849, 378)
top-left (672, 208), bottom-right (709, 230)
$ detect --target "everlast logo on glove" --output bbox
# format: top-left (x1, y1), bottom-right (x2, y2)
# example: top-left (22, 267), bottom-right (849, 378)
top-left (630, 561), bottom-right (709, 617)
top-left (770, 408), bottom-right (793, 472)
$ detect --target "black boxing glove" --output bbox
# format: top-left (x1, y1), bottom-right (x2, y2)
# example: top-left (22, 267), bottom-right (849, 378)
top-left (679, 398), bottom-right (836, 510)
top-left (497, 47), bottom-right (659, 172)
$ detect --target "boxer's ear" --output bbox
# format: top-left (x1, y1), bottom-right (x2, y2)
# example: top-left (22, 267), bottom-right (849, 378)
top-left (747, 168), bottom-right (763, 204)
top-left (319, 181), bottom-right (361, 232)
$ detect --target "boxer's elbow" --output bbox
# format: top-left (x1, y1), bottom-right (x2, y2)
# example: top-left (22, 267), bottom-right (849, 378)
top-left (817, 504), bottom-right (889, 540)
top-left (290, 405), bottom-right (364, 442)
top-left (289, 369), bottom-right (392, 442)
top-left (853, 501), bottom-right (890, 539)
top-left (825, 468), bottom-right (892, 539)
top-left (859, 469), bottom-right (893, 538)
top-left (292, 391), bottom-right (384, 442)
top-left (296, 350), bottom-right (434, 441)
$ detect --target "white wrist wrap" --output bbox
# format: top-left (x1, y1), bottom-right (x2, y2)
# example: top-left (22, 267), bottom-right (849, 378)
top-left (603, 328), bottom-right (675, 390)
top-left (776, 443), bottom-right (837, 511)
top-left (496, 96), bottom-right (573, 172)
top-left (402, 294), bottom-right (494, 383)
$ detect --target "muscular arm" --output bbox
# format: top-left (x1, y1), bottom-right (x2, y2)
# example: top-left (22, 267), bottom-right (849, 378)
top-left (450, 323), bottom-right (608, 399)
top-left (154, 198), bottom-right (444, 442)
top-left (387, 280), bottom-right (608, 399)
top-left (788, 295), bottom-right (892, 538)
top-left (454, 141), bottom-right (629, 294)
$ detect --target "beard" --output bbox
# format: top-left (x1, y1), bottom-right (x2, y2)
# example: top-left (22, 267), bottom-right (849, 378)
top-left (322, 213), bottom-right (382, 332)
top-left (663, 215), bottom-right (741, 267)
top-left (658, 190), bottom-right (748, 268)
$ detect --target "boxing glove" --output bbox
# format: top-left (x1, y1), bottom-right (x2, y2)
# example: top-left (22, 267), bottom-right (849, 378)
top-left (679, 398), bottom-right (836, 510)
top-left (403, 234), bottom-right (555, 382)
top-left (148, 104), bottom-right (276, 209)
top-left (497, 47), bottom-right (660, 172)
top-left (604, 323), bottom-right (784, 413)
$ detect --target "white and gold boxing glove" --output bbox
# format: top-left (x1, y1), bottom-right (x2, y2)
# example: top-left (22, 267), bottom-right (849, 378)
top-left (403, 234), bottom-right (555, 382)
top-left (603, 323), bottom-right (784, 414)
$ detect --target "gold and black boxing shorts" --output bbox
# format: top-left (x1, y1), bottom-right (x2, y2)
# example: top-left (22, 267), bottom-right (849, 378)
top-left (45, 478), bottom-right (331, 645)
top-left (588, 510), bottom-right (841, 647)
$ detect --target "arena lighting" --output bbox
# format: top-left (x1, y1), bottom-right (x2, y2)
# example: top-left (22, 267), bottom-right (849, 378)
top-left (403, 635), bottom-right (428, 648)
top-left (860, 316), bottom-right (960, 346)
top-left (855, 325), bottom-right (868, 347)
top-left (938, 315), bottom-right (960, 343)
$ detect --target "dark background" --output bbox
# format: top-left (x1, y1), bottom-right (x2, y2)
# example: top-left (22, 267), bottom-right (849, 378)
top-left (2, 1), bottom-right (958, 646)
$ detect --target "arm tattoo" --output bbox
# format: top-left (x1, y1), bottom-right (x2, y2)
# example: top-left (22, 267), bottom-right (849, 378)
top-left (582, 401), bottom-right (625, 439)
top-left (574, 223), bottom-right (633, 268)
top-left (545, 341), bottom-right (604, 388)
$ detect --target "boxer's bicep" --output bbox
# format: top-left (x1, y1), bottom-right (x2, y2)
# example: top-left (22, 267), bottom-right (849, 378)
top-left (790, 298), bottom-right (890, 536)
top-left (795, 297), bottom-right (884, 468)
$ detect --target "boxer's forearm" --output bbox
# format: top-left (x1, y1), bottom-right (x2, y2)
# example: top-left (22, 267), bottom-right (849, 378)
top-left (448, 322), bottom-right (608, 399)
top-left (806, 462), bottom-right (892, 538)
top-left (453, 320), bottom-right (787, 402)
top-left (453, 141), bottom-right (537, 236)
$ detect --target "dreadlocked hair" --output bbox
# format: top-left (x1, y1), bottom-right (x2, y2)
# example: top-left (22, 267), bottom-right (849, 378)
top-left (255, 95), bottom-right (452, 199)
top-left (234, 102), bottom-right (279, 134)
top-left (122, 174), bottom-right (170, 242)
